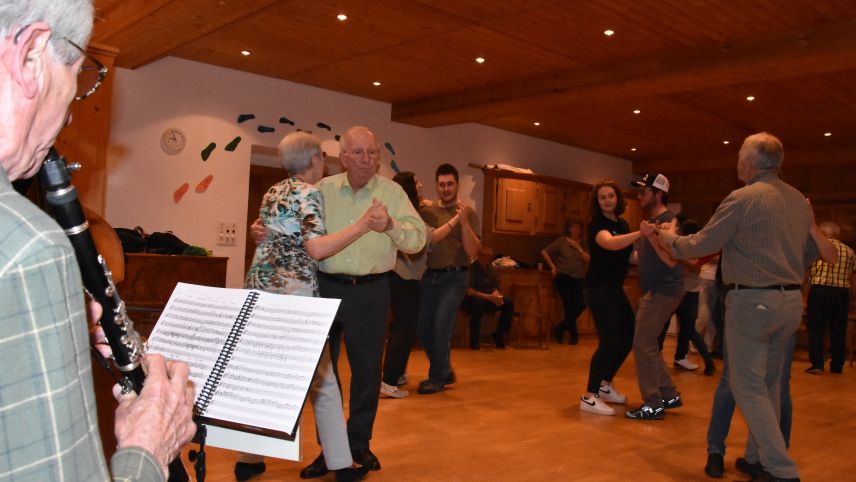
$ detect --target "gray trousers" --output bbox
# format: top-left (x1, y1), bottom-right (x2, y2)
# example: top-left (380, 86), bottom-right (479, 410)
top-left (633, 291), bottom-right (683, 408)
top-left (725, 288), bottom-right (802, 479)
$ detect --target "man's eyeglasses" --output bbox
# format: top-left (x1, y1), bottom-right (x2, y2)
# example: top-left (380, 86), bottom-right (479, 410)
top-left (12, 26), bottom-right (107, 101)
top-left (64, 38), bottom-right (108, 101)
top-left (342, 148), bottom-right (380, 159)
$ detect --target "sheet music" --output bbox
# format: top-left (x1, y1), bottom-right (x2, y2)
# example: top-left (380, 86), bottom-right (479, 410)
top-left (147, 282), bottom-right (339, 435)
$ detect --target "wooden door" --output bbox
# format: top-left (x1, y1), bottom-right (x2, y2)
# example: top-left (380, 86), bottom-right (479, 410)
top-left (245, 165), bottom-right (288, 273)
top-left (494, 178), bottom-right (536, 233)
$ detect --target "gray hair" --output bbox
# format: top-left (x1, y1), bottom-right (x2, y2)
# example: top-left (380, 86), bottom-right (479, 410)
top-left (278, 131), bottom-right (322, 175)
top-left (742, 132), bottom-right (784, 172)
top-left (819, 221), bottom-right (840, 238)
top-left (0, 0), bottom-right (93, 64)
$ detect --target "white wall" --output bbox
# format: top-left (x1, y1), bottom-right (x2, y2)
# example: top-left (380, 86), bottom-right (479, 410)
top-left (106, 57), bottom-right (633, 288)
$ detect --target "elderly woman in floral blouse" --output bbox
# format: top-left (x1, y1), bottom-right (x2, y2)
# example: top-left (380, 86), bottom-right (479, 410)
top-left (237, 131), bottom-right (377, 482)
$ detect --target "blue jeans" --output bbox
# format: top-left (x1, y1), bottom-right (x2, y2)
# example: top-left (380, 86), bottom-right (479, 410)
top-left (417, 270), bottom-right (469, 383)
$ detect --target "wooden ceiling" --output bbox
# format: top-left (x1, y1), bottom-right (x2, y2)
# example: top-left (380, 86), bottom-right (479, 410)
top-left (92, 0), bottom-right (856, 174)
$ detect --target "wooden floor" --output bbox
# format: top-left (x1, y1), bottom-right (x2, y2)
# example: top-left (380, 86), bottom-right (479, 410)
top-left (185, 336), bottom-right (856, 481)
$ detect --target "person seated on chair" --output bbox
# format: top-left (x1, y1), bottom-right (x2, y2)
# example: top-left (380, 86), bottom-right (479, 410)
top-left (464, 246), bottom-right (514, 349)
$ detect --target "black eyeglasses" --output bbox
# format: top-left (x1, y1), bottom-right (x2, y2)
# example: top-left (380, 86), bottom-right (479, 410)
top-left (64, 39), bottom-right (108, 101)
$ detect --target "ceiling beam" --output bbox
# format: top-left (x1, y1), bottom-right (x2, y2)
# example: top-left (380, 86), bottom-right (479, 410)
top-left (94, 0), bottom-right (281, 69)
top-left (392, 20), bottom-right (856, 127)
top-left (633, 147), bottom-right (856, 174)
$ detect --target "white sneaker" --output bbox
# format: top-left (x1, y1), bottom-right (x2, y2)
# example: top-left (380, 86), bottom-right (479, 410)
top-left (674, 357), bottom-right (699, 370)
top-left (396, 373), bottom-right (408, 386)
top-left (580, 395), bottom-right (615, 416)
top-left (598, 384), bottom-right (627, 404)
top-left (380, 382), bottom-right (409, 399)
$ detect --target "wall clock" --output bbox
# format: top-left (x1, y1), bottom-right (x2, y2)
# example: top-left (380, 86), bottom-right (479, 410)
top-left (161, 127), bottom-right (186, 155)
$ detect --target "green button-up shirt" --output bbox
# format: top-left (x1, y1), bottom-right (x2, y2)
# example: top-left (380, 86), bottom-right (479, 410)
top-left (317, 173), bottom-right (426, 275)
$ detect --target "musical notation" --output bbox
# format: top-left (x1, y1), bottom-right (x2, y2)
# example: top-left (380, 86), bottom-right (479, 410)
top-left (146, 282), bottom-right (340, 436)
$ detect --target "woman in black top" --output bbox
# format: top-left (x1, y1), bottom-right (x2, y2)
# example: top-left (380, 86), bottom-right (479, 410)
top-left (579, 180), bottom-right (642, 416)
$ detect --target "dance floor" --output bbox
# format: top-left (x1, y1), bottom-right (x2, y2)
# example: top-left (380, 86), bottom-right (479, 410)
top-left (186, 334), bottom-right (856, 481)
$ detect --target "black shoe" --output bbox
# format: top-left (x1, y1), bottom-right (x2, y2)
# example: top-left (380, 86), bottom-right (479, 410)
top-left (753, 471), bottom-right (800, 482)
top-left (804, 366), bottom-right (823, 375)
top-left (300, 454), bottom-right (328, 479)
top-left (662, 394), bottom-right (683, 409)
top-left (624, 404), bottom-right (664, 420)
top-left (350, 449), bottom-right (381, 471)
top-left (417, 379), bottom-right (444, 394)
top-left (553, 327), bottom-right (563, 344)
top-left (492, 332), bottom-right (506, 349)
top-left (735, 457), bottom-right (765, 478)
top-left (704, 361), bottom-right (716, 376)
top-left (704, 453), bottom-right (724, 478)
top-left (235, 462), bottom-right (266, 481)
top-left (568, 333), bottom-right (578, 345)
top-left (445, 370), bottom-right (456, 385)
top-left (336, 465), bottom-right (371, 482)
top-left (831, 367), bottom-right (843, 374)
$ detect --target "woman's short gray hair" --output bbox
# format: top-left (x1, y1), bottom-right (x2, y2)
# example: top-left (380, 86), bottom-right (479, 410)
top-left (0, 0), bottom-right (94, 64)
top-left (278, 131), bottom-right (322, 175)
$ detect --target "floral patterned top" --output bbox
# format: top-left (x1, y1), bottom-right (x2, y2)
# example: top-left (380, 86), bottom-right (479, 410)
top-left (245, 177), bottom-right (326, 296)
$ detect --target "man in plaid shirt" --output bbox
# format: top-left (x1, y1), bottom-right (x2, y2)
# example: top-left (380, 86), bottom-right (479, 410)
top-left (1, 1), bottom-right (195, 480)
top-left (805, 222), bottom-right (856, 374)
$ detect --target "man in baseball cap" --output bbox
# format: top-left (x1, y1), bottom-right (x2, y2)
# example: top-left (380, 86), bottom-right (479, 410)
top-left (625, 172), bottom-right (685, 420)
top-left (631, 173), bottom-right (670, 193)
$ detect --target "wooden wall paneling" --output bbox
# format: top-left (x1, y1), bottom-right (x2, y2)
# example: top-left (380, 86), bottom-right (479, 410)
top-left (54, 43), bottom-right (118, 217)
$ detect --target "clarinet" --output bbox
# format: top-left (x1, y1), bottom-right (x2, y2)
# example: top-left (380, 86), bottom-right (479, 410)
top-left (39, 148), bottom-right (190, 482)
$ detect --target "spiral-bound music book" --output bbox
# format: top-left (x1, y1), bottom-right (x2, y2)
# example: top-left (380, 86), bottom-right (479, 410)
top-left (146, 282), bottom-right (340, 439)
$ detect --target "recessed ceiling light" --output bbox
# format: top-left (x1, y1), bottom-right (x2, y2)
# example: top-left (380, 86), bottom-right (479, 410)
top-left (746, 95), bottom-right (755, 101)
top-left (633, 109), bottom-right (641, 114)
top-left (631, 148), bottom-right (637, 152)
top-left (240, 50), bottom-right (250, 56)
top-left (475, 57), bottom-right (485, 64)
top-left (723, 140), bottom-right (730, 145)
top-left (533, 122), bottom-right (540, 126)
top-left (372, 81), bottom-right (381, 86)
top-left (824, 132), bottom-right (832, 137)
top-left (337, 14), bottom-right (347, 21)
top-left (604, 29), bottom-right (615, 36)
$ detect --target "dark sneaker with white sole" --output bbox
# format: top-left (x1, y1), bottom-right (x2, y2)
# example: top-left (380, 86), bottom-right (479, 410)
top-left (625, 404), bottom-right (665, 420)
top-left (663, 394), bottom-right (683, 409)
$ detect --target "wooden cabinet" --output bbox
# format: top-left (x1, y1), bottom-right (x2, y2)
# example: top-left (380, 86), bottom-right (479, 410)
top-left (534, 183), bottom-right (564, 235)
top-left (116, 253), bottom-right (229, 336)
top-left (480, 168), bottom-right (593, 267)
top-left (494, 178), bottom-right (536, 233)
top-left (494, 178), bottom-right (567, 235)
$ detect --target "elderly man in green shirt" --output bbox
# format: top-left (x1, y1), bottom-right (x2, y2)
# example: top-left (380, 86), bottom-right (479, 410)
top-left (300, 126), bottom-right (426, 478)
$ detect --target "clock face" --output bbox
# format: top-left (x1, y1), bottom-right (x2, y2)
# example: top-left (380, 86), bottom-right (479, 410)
top-left (161, 127), bottom-right (186, 155)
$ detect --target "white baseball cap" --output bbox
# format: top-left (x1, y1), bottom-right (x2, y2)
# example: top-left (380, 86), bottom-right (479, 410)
top-left (631, 173), bottom-right (670, 193)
